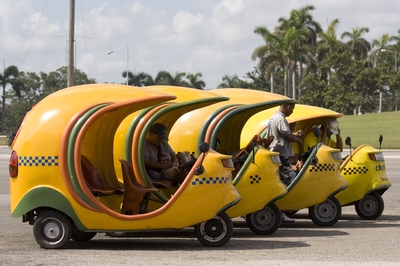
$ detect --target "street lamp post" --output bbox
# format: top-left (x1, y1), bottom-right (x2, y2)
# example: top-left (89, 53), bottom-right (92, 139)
top-left (107, 46), bottom-right (129, 85)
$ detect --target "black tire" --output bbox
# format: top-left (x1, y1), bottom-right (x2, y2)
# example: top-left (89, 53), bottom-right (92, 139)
top-left (309, 197), bottom-right (341, 226)
top-left (355, 192), bottom-right (384, 220)
top-left (194, 212), bottom-right (233, 247)
top-left (33, 210), bottom-right (72, 249)
top-left (71, 226), bottom-right (97, 241)
top-left (246, 202), bottom-right (281, 235)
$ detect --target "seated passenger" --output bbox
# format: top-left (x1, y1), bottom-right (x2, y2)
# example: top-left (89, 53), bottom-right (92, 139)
top-left (143, 123), bottom-right (182, 183)
top-left (303, 119), bottom-right (343, 152)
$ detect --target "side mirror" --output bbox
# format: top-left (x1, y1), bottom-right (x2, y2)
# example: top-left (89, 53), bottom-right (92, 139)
top-left (195, 142), bottom-right (209, 175)
top-left (345, 136), bottom-right (352, 146)
top-left (379, 135), bottom-right (383, 150)
top-left (199, 142), bottom-right (210, 153)
top-left (310, 157), bottom-right (318, 165)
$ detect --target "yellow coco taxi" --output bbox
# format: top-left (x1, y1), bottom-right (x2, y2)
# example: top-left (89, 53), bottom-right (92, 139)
top-left (336, 135), bottom-right (391, 219)
top-left (9, 84), bottom-right (240, 249)
top-left (170, 88), bottom-right (294, 235)
top-left (242, 103), bottom-right (348, 226)
top-left (113, 86), bottom-right (241, 246)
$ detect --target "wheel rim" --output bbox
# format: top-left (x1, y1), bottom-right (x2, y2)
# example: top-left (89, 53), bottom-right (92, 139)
top-left (360, 195), bottom-right (378, 215)
top-left (314, 200), bottom-right (337, 222)
top-left (41, 218), bottom-right (65, 245)
top-left (254, 210), bottom-right (274, 227)
top-left (198, 216), bottom-right (227, 242)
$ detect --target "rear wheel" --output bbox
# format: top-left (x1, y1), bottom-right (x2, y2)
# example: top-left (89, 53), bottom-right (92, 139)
top-left (194, 212), bottom-right (233, 247)
top-left (309, 197), bottom-right (341, 226)
top-left (355, 192), bottom-right (384, 220)
top-left (246, 202), bottom-right (281, 235)
top-left (33, 210), bottom-right (72, 249)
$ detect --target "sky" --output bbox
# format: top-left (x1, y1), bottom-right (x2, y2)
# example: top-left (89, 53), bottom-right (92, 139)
top-left (1, 0), bottom-right (400, 89)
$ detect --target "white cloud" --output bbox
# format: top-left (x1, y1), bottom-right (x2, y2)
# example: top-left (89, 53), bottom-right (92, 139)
top-left (1, 0), bottom-right (400, 88)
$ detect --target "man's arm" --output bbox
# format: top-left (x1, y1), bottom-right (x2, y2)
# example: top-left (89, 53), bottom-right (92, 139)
top-left (285, 133), bottom-right (303, 147)
top-left (335, 128), bottom-right (343, 151)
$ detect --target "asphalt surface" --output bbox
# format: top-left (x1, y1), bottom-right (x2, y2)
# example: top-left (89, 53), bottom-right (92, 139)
top-left (0, 147), bottom-right (399, 265)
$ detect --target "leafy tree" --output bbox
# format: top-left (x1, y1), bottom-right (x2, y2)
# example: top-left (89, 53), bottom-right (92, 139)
top-left (10, 71), bottom-right (42, 105)
top-left (186, 72), bottom-right (206, 90)
top-left (0, 65), bottom-right (22, 134)
top-left (40, 66), bottom-right (96, 97)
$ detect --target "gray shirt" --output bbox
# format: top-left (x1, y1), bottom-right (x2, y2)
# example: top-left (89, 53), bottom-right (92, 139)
top-left (268, 110), bottom-right (294, 157)
top-left (143, 138), bottom-right (175, 164)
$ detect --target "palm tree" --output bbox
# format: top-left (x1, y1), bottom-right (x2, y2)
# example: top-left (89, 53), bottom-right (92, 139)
top-left (369, 34), bottom-right (391, 67)
top-left (341, 27), bottom-right (371, 60)
top-left (217, 74), bottom-right (241, 88)
top-left (252, 25), bottom-right (313, 98)
top-left (317, 18), bottom-right (345, 84)
top-left (154, 70), bottom-right (189, 87)
top-left (126, 71), bottom-right (154, 86)
top-left (276, 4), bottom-right (322, 91)
top-left (0, 65), bottom-right (22, 134)
top-left (277, 5), bottom-right (322, 46)
top-left (186, 72), bottom-right (205, 90)
top-left (252, 26), bottom-right (285, 93)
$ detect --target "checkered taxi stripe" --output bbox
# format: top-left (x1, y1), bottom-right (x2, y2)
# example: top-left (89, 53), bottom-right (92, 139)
top-left (342, 166), bottom-right (368, 175)
top-left (249, 175), bottom-right (262, 184)
top-left (18, 156), bottom-right (59, 166)
top-left (192, 176), bottom-right (231, 185)
top-left (309, 163), bottom-right (336, 172)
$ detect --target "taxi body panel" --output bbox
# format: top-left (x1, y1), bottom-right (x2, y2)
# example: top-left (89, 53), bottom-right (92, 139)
top-left (336, 144), bottom-right (391, 208)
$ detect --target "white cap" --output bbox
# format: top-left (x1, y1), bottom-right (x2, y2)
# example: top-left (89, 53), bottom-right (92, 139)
top-left (328, 120), bottom-right (339, 134)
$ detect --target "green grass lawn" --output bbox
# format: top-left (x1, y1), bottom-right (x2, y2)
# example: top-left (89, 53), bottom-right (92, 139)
top-left (339, 111), bottom-right (400, 149)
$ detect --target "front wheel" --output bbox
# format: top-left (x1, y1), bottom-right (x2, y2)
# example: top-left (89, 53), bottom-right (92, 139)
top-left (355, 192), bottom-right (384, 220)
top-left (309, 197), bottom-right (341, 226)
top-left (33, 210), bottom-right (72, 249)
top-left (194, 212), bottom-right (233, 247)
top-left (246, 202), bottom-right (281, 235)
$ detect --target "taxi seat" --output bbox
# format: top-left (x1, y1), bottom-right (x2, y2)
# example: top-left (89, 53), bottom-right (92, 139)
top-left (81, 155), bottom-right (124, 196)
top-left (120, 159), bottom-right (158, 215)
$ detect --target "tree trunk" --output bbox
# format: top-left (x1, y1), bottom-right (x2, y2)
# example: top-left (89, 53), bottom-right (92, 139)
top-left (292, 68), bottom-right (296, 100)
top-left (284, 71), bottom-right (288, 96)
top-left (270, 73), bottom-right (274, 93)
top-left (327, 69), bottom-right (331, 85)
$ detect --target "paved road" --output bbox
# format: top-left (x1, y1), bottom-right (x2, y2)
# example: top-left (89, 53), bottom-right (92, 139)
top-left (0, 147), bottom-right (399, 265)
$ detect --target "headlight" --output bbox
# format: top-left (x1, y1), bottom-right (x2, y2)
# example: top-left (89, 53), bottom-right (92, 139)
top-left (369, 152), bottom-right (385, 161)
top-left (270, 155), bottom-right (281, 164)
top-left (221, 158), bottom-right (234, 168)
top-left (331, 151), bottom-right (342, 161)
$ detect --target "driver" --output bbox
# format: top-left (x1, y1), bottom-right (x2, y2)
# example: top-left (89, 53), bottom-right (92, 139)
top-left (303, 119), bottom-right (343, 152)
top-left (143, 123), bottom-right (182, 182)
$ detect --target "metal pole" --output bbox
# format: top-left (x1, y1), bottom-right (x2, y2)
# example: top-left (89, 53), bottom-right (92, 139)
top-left (126, 45), bottom-right (129, 85)
top-left (67, 0), bottom-right (75, 87)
